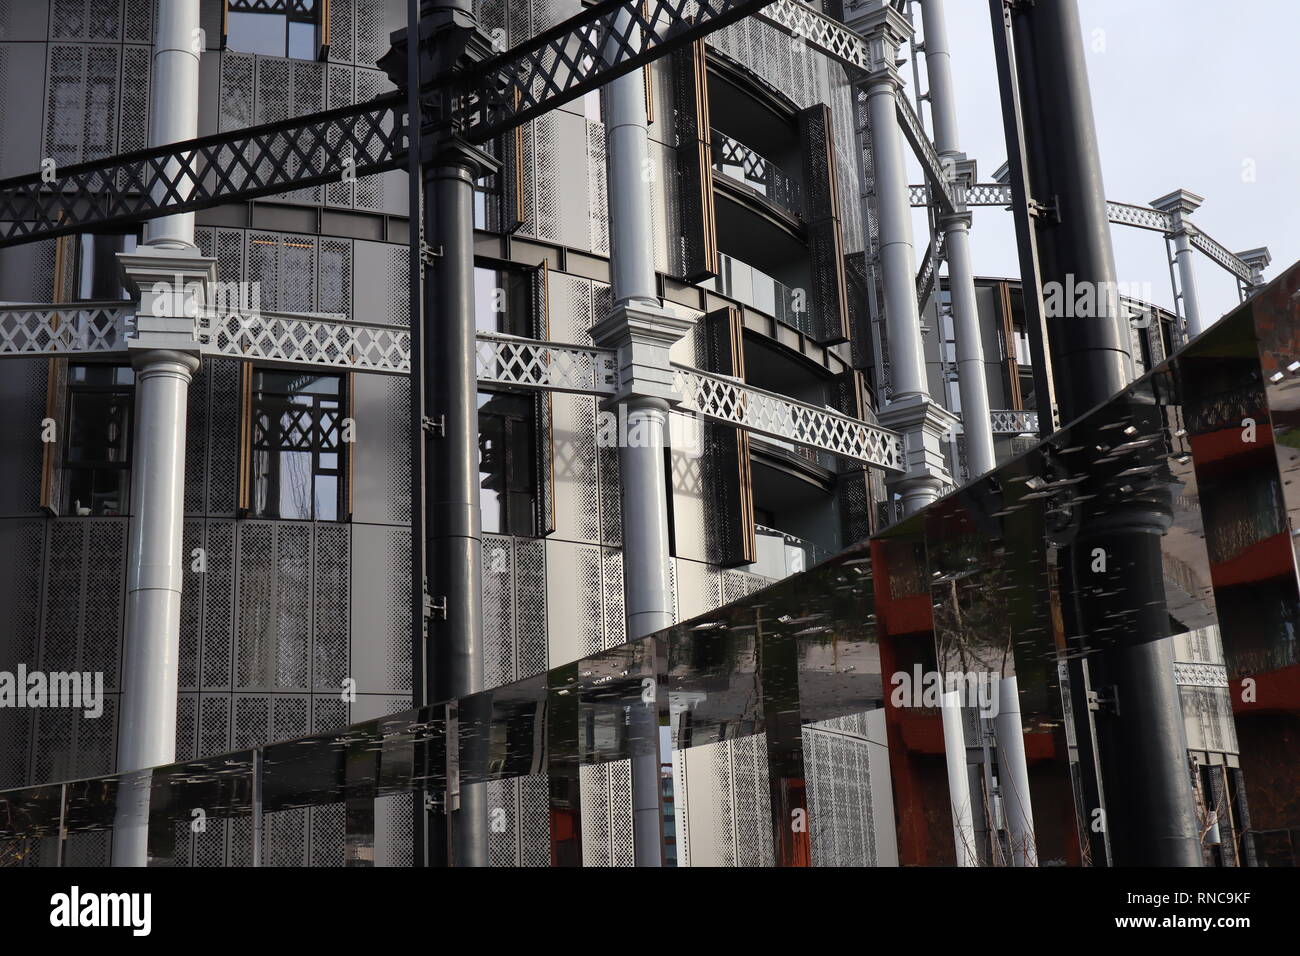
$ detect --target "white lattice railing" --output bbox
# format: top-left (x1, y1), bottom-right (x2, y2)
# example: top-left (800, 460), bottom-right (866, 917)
top-left (673, 365), bottom-right (904, 472)
top-left (989, 409), bottom-right (1040, 435)
top-left (196, 309), bottom-right (411, 374)
top-left (476, 332), bottom-right (617, 395)
top-left (0, 302), bottom-right (135, 357)
top-left (895, 95), bottom-right (958, 217)
top-left (1190, 231), bottom-right (1254, 285)
top-left (756, 0), bottom-right (874, 72)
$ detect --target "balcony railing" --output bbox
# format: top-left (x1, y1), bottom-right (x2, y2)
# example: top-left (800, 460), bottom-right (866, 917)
top-left (702, 252), bottom-right (814, 336)
top-left (748, 525), bottom-right (832, 581)
top-left (711, 129), bottom-right (803, 220)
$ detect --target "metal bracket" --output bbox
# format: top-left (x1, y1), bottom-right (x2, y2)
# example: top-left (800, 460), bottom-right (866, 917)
top-left (420, 241), bottom-right (442, 268)
top-left (424, 592), bottom-right (448, 622)
top-left (1087, 685), bottom-right (1120, 717)
top-left (421, 413), bottom-right (446, 437)
top-left (1028, 196), bottom-right (1059, 223)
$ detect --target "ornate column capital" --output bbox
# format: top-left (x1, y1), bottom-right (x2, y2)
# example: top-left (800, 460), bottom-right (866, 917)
top-left (590, 301), bottom-right (694, 407)
top-left (117, 246), bottom-right (215, 354)
top-left (1150, 188), bottom-right (1205, 236)
top-left (846, 0), bottom-right (914, 89)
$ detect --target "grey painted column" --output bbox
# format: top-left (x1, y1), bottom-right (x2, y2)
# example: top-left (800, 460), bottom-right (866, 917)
top-left (592, 18), bottom-right (687, 867)
top-left (1151, 189), bottom-right (1205, 339)
top-left (994, 676), bottom-right (1037, 866)
top-left (112, 0), bottom-right (206, 867)
top-left (920, 0), bottom-right (997, 479)
top-left (852, 2), bottom-right (956, 515)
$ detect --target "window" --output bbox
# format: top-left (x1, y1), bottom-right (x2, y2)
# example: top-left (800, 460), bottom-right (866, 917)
top-left (226, 1), bottom-right (320, 60)
top-left (474, 265), bottom-right (533, 336)
top-left (249, 370), bottom-right (347, 521)
top-left (63, 364), bottom-right (135, 517)
top-left (478, 391), bottom-right (537, 536)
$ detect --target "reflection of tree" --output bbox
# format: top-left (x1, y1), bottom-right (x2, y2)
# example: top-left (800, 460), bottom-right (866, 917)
top-left (931, 536), bottom-right (1015, 680)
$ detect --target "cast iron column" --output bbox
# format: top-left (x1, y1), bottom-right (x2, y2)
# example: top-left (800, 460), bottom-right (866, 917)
top-left (997, 0), bottom-right (1199, 866)
top-left (113, 0), bottom-right (206, 867)
top-left (920, 0), bottom-right (997, 479)
top-left (1151, 189), bottom-right (1206, 339)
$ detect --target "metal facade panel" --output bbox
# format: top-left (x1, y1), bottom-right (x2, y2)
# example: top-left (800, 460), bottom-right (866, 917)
top-left (0, 358), bottom-right (46, 516)
top-left (0, 43), bottom-right (50, 178)
top-left (348, 522), bottom-right (411, 695)
top-left (550, 392), bottom-right (600, 544)
top-left (349, 371), bottom-right (411, 526)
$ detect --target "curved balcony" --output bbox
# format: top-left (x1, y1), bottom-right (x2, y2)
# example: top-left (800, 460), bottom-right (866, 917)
top-left (701, 252), bottom-right (814, 337)
top-left (711, 129), bottom-right (803, 221)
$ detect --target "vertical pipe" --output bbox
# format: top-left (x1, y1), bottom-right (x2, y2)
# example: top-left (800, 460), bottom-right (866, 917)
top-left (940, 690), bottom-right (978, 866)
top-left (1170, 232), bottom-right (1203, 337)
top-left (920, 0), bottom-right (997, 478)
top-left (994, 676), bottom-right (1037, 865)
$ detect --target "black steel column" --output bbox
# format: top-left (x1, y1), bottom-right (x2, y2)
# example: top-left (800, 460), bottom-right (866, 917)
top-left (384, 0), bottom-right (495, 867)
top-left (991, 0), bottom-right (1201, 866)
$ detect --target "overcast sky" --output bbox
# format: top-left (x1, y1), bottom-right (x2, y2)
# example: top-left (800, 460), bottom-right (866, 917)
top-left (902, 0), bottom-right (1299, 322)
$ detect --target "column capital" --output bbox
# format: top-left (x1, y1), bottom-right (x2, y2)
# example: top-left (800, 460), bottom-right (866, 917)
top-left (846, 0), bottom-right (914, 87)
top-left (1150, 188), bottom-right (1204, 231)
top-left (590, 300), bottom-right (693, 406)
top-left (878, 393), bottom-right (958, 504)
top-left (1238, 247), bottom-right (1272, 286)
top-left (939, 154), bottom-right (977, 227)
top-left (118, 246), bottom-right (215, 354)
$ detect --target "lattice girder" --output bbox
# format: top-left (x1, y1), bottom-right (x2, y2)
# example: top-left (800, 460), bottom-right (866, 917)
top-left (197, 309), bottom-right (411, 374)
top-left (0, 303), bottom-right (135, 357)
top-left (476, 333), bottom-right (617, 395)
top-left (673, 366), bottom-right (904, 472)
top-left (989, 409), bottom-right (1040, 435)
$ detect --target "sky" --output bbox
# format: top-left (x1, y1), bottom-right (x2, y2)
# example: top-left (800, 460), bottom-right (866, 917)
top-left (902, 0), bottom-right (1300, 322)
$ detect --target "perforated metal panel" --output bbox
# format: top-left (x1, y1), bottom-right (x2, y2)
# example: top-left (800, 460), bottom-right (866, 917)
top-left (802, 715), bottom-right (879, 867)
top-left (586, 119), bottom-right (608, 256)
top-left (601, 548), bottom-right (624, 651)
top-left (180, 521), bottom-right (203, 690)
top-left (580, 760), bottom-right (637, 867)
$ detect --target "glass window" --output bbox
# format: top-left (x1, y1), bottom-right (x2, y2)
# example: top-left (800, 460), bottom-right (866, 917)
top-left (478, 391), bottom-right (536, 536)
top-left (250, 370), bottom-right (346, 521)
top-left (226, 3), bottom-right (318, 60)
top-left (63, 364), bottom-right (135, 516)
top-left (473, 265), bottom-right (533, 336)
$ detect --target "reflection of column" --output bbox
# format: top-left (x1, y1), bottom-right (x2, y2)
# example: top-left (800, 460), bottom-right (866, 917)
top-left (345, 736), bottom-right (377, 866)
top-left (920, 0), bottom-right (997, 479)
top-left (547, 663), bottom-right (583, 867)
top-left (758, 615), bottom-right (810, 866)
top-left (852, 2), bottom-right (957, 514)
top-left (1151, 189), bottom-right (1205, 339)
top-left (994, 676), bottom-right (1037, 866)
top-left (940, 691), bottom-right (978, 866)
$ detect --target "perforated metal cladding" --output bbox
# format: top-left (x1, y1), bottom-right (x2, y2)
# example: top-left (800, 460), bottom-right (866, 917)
top-left (0, 521), bottom-right (41, 786)
top-left (51, 0), bottom-right (124, 40)
top-left (354, 0), bottom-right (387, 66)
top-left (382, 526), bottom-right (412, 693)
top-left (482, 533), bottom-right (514, 690)
top-left (710, 17), bottom-right (827, 109)
top-left (328, 0), bottom-right (354, 63)
top-left (354, 70), bottom-right (390, 210)
top-left (376, 792), bottom-right (414, 866)
top-left (32, 695), bottom-right (117, 783)
top-left (483, 534), bottom-right (548, 689)
top-left (175, 693), bottom-right (197, 762)
top-left (39, 519), bottom-right (126, 690)
top-left (183, 362), bottom-right (209, 515)
top-left (576, 544), bottom-right (603, 658)
top-left (118, 44), bottom-right (150, 158)
top-left (198, 694), bottom-right (230, 759)
top-left (44, 44), bottom-right (121, 167)
top-left (544, 271), bottom-right (592, 344)
top-left (202, 520), bottom-right (236, 689)
top-left (310, 803), bottom-right (345, 866)
top-left (318, 238), bottom-right (353, 319)
top-left (586, 119), bottom-right (609, 255)
top-left (236, 522), bottom-right (314, 691)
top-left (601, 548), bottom-right (624, 650)
top-left (731, 734), bottom-right (773, 866)
top-left (802, 719), bottom-right (878, 867)
top-left (180, 521), bottom-right (203, 690)
top-left (384, 375), bottom-right (412, 523)
top-left (325, 65), bottom-right (357, 206)
top-left (313, 524), bottom-right (350, 691)
top-left (312, 695), bottom-right (348, 733)
top-left (722, 568), bottom-right (769, 605)
top-left (384, 243), bottom-right (409, 326)
top-left (218, 51), bottom-right (255, 135)
top-left (531, 114), bottom-right (563, 243)
top-left (264, 807), bottom-right (309, 866)
top-left (553, 394), bottom-right (600, 543)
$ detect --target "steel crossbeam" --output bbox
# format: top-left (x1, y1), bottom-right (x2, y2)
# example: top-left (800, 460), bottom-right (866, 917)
top-left (672, 365), bottom-right (904, 471)
top-left (196, 309), bottom-right (412, 374)
top-left (475, 332), bottom-right (617, 394)
top-left (0, 98), bottom-right (405, 249)
top-left (0, 302), bottom-right (135, 357)
top-left (1189, 230), bottom-right (1254, 285)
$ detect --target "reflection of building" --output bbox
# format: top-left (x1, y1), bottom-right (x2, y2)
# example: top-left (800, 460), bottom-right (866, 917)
top-left (0, 0), bottom-right (1285, 868)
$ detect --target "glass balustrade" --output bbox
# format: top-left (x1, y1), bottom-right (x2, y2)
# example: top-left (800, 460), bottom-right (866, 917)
top-left (701, 252), bottom-right (814, 336)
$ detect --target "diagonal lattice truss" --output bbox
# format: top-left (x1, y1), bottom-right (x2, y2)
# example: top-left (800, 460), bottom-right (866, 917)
top-left (196, 309), bottom-right (412, 374)
top-left (462, 0), bottom-right (779, 141)
top-left (0, 302), bottom-right (135, 356)
top-left (476, 332), bottom-right (617, 395)
top-left (0, 97), bottom-right (405, 248)
top-left (673, 366), bottom-right (904, 472)
top-left (913, 186), bottom-right (1258, 285)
